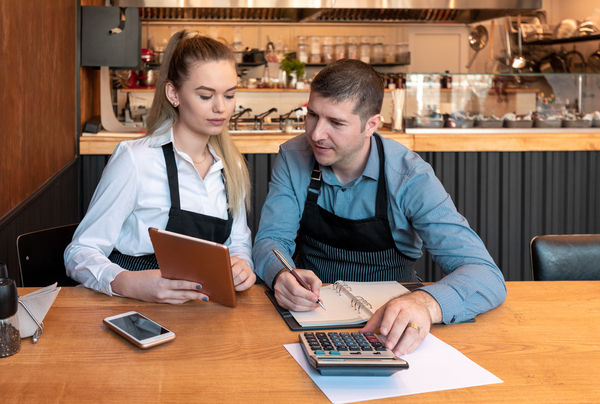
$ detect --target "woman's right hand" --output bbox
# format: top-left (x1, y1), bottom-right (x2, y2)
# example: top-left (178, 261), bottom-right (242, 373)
top-left (110, 269), bottom-right (208, 304)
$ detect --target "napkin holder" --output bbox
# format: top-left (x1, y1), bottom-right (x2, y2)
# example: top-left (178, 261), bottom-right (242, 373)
top-left (18, 283), bottom-right (61, 343)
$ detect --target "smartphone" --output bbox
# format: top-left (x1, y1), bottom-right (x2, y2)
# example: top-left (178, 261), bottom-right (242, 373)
top-left (103, 311), bottom-right (176, 349)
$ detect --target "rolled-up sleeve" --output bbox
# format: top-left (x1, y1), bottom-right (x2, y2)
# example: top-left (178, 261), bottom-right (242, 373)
top-left (252, 149), bottom-right (304, 287)
top-left (396, 160), bottom-right (507, 324)
top-left (64, 143), bottom-right (138, 295)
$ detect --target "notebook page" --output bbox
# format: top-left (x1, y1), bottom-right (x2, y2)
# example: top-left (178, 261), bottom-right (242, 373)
top-left (289, 281), bottom-right (410, 327)
top-left (289, 285), bottom-right (367, 326)
top-left (342, 281), bottom-right (410, 313)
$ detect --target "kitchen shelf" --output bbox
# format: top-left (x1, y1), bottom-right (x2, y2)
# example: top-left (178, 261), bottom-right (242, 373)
top-left (238, 61), bottom-right (267, 67)
top-left (525, 33), bottom-right (600, 46)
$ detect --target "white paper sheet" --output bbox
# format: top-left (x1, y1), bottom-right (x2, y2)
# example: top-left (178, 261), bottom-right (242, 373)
top-left (284, 334), bottom-right (502, 404)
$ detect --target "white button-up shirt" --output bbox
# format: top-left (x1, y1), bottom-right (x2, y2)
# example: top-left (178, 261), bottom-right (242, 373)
top-left (65, 127), bottom-right (253, 296)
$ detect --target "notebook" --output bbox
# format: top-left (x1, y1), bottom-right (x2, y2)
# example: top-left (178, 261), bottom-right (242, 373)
top-left (148, 227), bottom-right (237, 308)
top-left (289, 281), bottom-right (411, 327)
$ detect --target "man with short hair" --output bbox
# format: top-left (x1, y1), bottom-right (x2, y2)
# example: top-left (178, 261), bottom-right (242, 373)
top-left (252, 59), bottom-right (506, 356)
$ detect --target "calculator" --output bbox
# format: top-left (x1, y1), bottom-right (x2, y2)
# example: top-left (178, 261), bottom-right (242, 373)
top-left (299, 331), bottom-right (409, 376)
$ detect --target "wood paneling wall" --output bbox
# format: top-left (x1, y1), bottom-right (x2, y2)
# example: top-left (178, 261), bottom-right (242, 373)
top-left (0, 0), bottom-right (77, 219)
top-left (80, 0), bottom-right (104, 133)
top-left (82, 151), bottom-right (600, 282)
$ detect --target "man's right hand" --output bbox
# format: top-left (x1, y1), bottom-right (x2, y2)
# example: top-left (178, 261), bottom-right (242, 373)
top-left (273, 269), bottom-right (322, 311)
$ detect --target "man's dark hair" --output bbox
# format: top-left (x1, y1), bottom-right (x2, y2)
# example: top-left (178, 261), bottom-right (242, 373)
top-left (310, 59), bottom-right (384, 131)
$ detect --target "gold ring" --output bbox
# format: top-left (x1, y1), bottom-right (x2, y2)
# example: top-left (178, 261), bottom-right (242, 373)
top-left (408, 323), bottom-right (420, 334)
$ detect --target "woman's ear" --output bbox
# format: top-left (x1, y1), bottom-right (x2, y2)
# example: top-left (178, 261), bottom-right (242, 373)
top-left (165, 82), bottom-right (179, 107)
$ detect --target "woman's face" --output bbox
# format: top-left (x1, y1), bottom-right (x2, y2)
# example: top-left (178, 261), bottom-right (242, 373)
top-left (168, 60), bottom-right (237, 139)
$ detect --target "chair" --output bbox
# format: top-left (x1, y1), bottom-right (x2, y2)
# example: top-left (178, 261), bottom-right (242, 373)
top-left (530, 234), bottom-right (600, 281)
top-left (17, 224), bottom-right (80, 287)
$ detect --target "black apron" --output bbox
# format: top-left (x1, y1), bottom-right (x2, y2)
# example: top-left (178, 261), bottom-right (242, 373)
top-left (294, 134), bottom-right (417, 284)
top-left (108, 142), bottom-right (233, 271)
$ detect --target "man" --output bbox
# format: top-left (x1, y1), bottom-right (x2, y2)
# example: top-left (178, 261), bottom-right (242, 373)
top-left (252, 59), bottom-right (506, 357)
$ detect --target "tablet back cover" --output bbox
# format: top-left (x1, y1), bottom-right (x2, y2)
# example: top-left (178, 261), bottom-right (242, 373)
top-left (148, 227), bottom-right (236, 307)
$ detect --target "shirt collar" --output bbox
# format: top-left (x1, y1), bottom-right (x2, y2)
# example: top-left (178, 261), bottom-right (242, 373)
top-left (147, 121), bottom-right (174, 148)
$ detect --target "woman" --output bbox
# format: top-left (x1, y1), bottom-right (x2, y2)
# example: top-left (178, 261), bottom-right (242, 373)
top-left (65, 31), bottom-right (255, 303)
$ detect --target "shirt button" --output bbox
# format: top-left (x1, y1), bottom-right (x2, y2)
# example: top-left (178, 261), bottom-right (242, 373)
top-left (450, 317), bottom-right (456, 324)
top-left (341, 188), bottom-right (346, 192)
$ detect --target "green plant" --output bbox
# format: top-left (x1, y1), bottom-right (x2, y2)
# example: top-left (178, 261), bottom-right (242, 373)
top-left (280, 54), bottom-right (305, 79)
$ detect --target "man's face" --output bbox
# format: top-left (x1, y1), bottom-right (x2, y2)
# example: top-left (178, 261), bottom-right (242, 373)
top-left (305, 92), bottom-right (373, 176)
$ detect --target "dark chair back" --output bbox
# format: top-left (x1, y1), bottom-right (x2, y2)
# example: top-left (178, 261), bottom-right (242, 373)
top-left (530, 234), bottom-right (600, 281)
top-left (17, 224), bottom-right (80, 287)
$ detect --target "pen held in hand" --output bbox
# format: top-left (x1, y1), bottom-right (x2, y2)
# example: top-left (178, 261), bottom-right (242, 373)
top-left (272, 249), bottom-right (326, 311)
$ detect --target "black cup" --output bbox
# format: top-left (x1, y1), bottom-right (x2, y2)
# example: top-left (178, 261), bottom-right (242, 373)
top-left (0, 263), bottom-right (7, 279)
top-left (0, 278), bottom-right (18, 319)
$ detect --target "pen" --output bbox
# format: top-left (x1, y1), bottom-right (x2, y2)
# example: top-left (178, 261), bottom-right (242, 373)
top-left (272, 249), bottom-right (326, 311)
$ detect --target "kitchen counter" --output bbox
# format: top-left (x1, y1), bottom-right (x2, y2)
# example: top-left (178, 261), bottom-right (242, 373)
top-left (80, 128), bottom-right (600, 155)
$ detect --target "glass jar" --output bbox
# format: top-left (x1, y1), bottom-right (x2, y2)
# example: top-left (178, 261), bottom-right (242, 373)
top-left (385, 45), bottom-right (396, 64)
top-left (335, 44), bottom-right (345, 60)
top-left (388, 74), bottom-right (397, 89)
top-left (372, 43), bottom-right (384, 64)
top-left (347, 44), bottom-right (358, 59)
top-left (360, 44), bottom-right (371, 64)
top-left (0, 278), bottom-right (20, 358)
top-left (297, 44), bottom-right (309, 64)
top-left (323, 45), bottom-right (334, 63)
top-left (310, 36), bottom-right (321, 55)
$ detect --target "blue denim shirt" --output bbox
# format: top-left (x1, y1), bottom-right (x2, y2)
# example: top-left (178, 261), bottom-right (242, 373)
top-left (252, 133), bottom-right (507, 324)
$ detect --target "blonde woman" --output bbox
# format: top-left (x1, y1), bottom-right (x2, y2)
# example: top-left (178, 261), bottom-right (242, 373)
top-left (65, 31), bottom-right (255, 303)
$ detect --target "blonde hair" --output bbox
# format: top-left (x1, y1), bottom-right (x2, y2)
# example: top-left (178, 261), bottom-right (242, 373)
top-left (146, 30), bottom-right (251, 217)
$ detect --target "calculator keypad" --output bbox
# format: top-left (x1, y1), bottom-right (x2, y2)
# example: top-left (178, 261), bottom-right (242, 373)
top-left (302, 332), bottom-right (391, 356)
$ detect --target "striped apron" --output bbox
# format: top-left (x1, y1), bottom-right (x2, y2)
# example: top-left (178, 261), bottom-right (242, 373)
top-left (294, 134), bottom-right (417, 284)
top-left (108, 142), bottom-right (233, 271)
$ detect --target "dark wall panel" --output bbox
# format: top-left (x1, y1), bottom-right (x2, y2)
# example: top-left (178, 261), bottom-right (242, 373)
top-left (0, 159), bottom-right (80, 284)
top-left (82, 151), bottom-right (600, 283)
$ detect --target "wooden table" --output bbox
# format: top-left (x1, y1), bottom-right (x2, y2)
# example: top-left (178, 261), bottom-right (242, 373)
top-left (2, 282), bottom-right (600, 403)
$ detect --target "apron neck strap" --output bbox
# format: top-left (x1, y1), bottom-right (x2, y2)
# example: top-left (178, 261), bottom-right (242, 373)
top-left (373, 133), bottom-right (388, 217)
top-left (162, 142), bottom-right (181, 210)
top-left (307, 134), bottom-right (388, 215)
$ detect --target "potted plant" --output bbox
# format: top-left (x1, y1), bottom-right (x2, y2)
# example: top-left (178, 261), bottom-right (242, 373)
top-left (280, 54), bottom-right (306, 88)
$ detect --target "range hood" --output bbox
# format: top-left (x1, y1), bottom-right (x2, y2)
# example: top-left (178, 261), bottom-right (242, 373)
top-left (111, 0), bottom-right (542, 24)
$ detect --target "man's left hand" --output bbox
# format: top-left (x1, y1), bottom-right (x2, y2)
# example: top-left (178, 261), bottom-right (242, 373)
top-left (360, 290), bottom-right (442, 357)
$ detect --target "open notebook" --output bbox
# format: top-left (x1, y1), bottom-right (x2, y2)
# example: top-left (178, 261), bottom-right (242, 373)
top-left (290, 281), bottom-right (410, 327)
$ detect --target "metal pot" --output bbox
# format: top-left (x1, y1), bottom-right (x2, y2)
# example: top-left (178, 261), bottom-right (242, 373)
top-left (137, 69), bottom-right (156, 87)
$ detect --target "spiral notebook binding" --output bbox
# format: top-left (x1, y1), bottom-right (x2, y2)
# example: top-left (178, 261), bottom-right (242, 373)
top-left (351, 296), bottom-right (372, 315)
top-left (332, 280), bottom-right (352, 295)
top-left (333, 281), bottom-right (373, 316)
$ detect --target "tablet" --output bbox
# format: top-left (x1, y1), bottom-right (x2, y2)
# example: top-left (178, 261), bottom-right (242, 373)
top-left (148, 227), bottom-right (236, 308)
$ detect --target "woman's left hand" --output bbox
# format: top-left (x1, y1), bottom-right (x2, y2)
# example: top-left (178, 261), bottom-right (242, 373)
top-left (230, 256), bottom-right (256, 291)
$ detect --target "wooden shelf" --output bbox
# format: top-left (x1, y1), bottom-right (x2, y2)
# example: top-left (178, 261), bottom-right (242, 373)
top-left (80, 130), bottom-right (600, 155)
top-left (525, 33), bottom-right (600, 46)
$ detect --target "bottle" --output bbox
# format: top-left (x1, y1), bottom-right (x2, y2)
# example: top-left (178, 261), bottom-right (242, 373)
top-left (445, 71), bottom-right (452, 89)
top-left (0, 277), bottom-right (21, 357)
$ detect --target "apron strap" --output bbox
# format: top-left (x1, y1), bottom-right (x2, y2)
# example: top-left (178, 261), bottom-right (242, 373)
top-left (373, 134), bottom-right (388, 218)
top-left (306, 134), bottom-right (388, 216)
top-left (306, 162), bottom-right (322, 204)
top-left (162, 143), bottom-right (181, 210)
